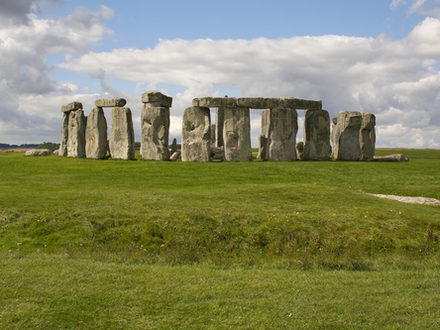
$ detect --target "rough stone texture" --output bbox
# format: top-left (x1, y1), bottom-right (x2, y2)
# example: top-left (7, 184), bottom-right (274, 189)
top-left (303, 110), bottom-right (331, 161)
top-left (360, 113), bottom-right (376, 161)
top-left (67, 109), bottom-right (86, 158)
top-left (95, 98), bottom-right (126, 108)
top-left (141, 105), bottom-right (170, 160)
top-left (169, 151), bottom-right (181, 161)
top-left (211, 146), bottom-right (224, 160)
top-left (59, 112), bottom-right (69, 156)
top-left (332, 111), bottom-right (362, 160)
top-left (257, 135), bottom-right (268, 160)
top-left (109, 107), bottom-right (135, 160)
top-left (193, 97), bottom-right (322, 110)
top-left (181, 106), bottom-right (211, 162)
top-left (169, 138), bottom-right (177, 154)
top-left (61, 101), bottom-right (82, 113)
top-left (85, 107), bottom-right (108, 159)
top-left (267, 108), bottom-right (298, 161)
top-left (373, 154), bottom-right (409, 162)
top-left (223, 106), bottom-right (252, 161)
top-left (211, 124), bottom-right (216, 147)
top-left (296, 141), bottom-right (304, 160)
top-left (141, 91), bottom-right (173, 107)
top-left (366, 193), bottom-right (439, 206)
top-left (216, 107), bottom-right (224, 147)
top-left (257, 109), bottom-right (270, 160)
top-left (331, 117), bottom-right (338, 149)
top-left (25, 149), bottom-right (50, 156)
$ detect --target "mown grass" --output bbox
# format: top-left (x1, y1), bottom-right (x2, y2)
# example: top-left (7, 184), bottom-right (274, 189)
top-left (0, 149), bottom-right (439, 327)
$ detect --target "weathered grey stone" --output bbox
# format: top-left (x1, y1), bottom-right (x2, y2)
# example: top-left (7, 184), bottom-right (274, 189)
top-left (303, 110), bottom-right (331, 161)
top-left (61, 101), bottom-right (82, 113)
top-left (373, 154), bottom-right (408, 162)
top-left (59, 112), bottom-right (69, 156)
top-left (95, 98), bottom-right (126, 108)
top-left (182, 106), bottom-right (211, 162)
top-left (216, 107), bottom-right (224, 147)
top-left (223, 106), bottom-right (252, 161)
top-left (85, 107), bottom-right (107, 159)
top-left (193, 97), bottom-right (322, 110)
top-left (366, 193), bottom-right (438, 205)
top-left (169, 138), bottom-right (177, 154)
top-left (141, 105), bottom-right (170, 160)
top-left (211, 124), bottom-right (216, 147)
top-left (25, 149), bottom-right (50, 156)
top-left (267, 108), bottom-right (298, 161)
top-left (67, 109), bottom-right (86, 158)
top-left (331, 117), bottom-right (338, 149)
top-left (109, 107), bottom-right (135, 160)
top-left (210, 146), bottom-right (224, 160)
top-left (141, 91), bottom-right (173, 107)
top-left (332, 111), bottom-right (362, 160)
top-left (296, 141), bottom-right (304, 160)
top-left (257, 135), bottom-right (268, 160)
top-left (360, 113), bottom-right (376, 161)
top-left (169, 151), bottom-right (181, 161)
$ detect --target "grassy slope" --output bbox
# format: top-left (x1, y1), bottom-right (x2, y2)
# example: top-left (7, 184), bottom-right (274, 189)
top-left (0, 149), bottom-right (439, 327)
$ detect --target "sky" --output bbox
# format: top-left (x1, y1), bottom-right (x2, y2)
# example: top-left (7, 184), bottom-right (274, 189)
top-left (0, 0), bottom-right (439, 148)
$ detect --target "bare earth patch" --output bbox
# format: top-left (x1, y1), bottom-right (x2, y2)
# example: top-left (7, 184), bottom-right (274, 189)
top-left (367, 193), bottom-right (440, 206)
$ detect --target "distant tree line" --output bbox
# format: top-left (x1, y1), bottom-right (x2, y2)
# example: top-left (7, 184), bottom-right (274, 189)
top-left (0, 142), bottom-right (60, 152)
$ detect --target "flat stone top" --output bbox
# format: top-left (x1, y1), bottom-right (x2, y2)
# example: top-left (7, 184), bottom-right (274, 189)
top-left (142, 91), bottom-right (172, 107)
top-left (95, 98), bottom-right (126, 108)
top-left (61, 101), bottom-right (82, 112)
top-left (192, 97), bottom-right (322, 110)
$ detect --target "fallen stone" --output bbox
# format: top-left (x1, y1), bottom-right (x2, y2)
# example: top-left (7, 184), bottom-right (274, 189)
top-left (85, 107), bottom-right (108, 159)
top-left (59, 112), bottom-right (69, 156)
top-left (141, 105), bottom-right (170, 160)
top-left (193, 97), bottom-right (322, 110)
top-left (267, 107), bottom-right (298, 161)
top-left (109, 107), bottom-right (135, 160)
top-left (373, 154), bottom-right (409, 162)
top-left (367, 193), bottom-right (440, 206)
top-left (169, 151), bottom-right (181, 161)
top-left (61, 101), bottom-right (82, 113)
top-left (223, 106), bottom-right (252, 161)
top-left (141, 91), bottom-right (172, 107)
top-left (296, 141), bottom-right (304, 160)
top-left (95, 98), bottom-right (126, 108)
top-left (216, 107), bottom-right (224, 147)
top-left (332, 111), bottom-right (362, 160)
top-left (67, 109), bottom-right (86, 158)
top-left (360, 113), bottom-right (376, 161)
top-left (303, 109), bottom-right (331, 161)
top-left (25, 149), bottom-right (50, 156)
top-left (181, 106), bottom-right (211, 162)
top-left (53, 149), bottom-right (59, 155)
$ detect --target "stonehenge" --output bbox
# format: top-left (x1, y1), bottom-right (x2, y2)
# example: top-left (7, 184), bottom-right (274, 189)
top-left (58, 93), bottom-right (377, 163)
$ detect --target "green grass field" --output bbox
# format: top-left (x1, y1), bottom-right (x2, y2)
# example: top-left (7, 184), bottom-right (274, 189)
top-left (1, 149), bottom-right (439, 327)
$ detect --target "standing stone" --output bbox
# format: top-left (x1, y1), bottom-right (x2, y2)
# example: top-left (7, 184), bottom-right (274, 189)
top-left (141, 105), bottom-right (170, 160)
top-left (109, 107), bottom-right (135, 160)
top-left (141, 91), bottom-right (173, 107)
top-left (303, 110), bottom-right (331, 161)
top-left (332, 111), bottom-right (362, 160)
top-left (67, 109), bottom-right (86, 158)
top-left (223, 107), bottom-right (252, 161)
top-left (216, 107), bottom-right (224, 147)
top-left (170, 138), bottom-right (178, 154)
top-left (257, 109), bottom-right (271, 160)
top-left (360, 113), bottom-right (376, 161)
top-left (296, 141), bottom-right (304, 160)
top-left (182, 106), bottom-right (211, 162)
top-left (85, 107), bottom-right (107, 159)
top-left (59, 112), bottom-right (69, 156)
top-left (267, 107), bottom-right (297, 161)
top-left (211, 124), bottom-right (216, 147)
top-left (331, 117), bottom-right (338, 150)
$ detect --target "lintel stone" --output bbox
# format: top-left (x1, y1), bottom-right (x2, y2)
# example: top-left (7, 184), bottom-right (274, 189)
top-left (95, 98), bottom-right (126, 108)
top-left (61, 101), bottom-right (82, 113)
top-left (192, 97), bottom-right (322, 110)
top-left (141, 91), bottom-right (173, 107)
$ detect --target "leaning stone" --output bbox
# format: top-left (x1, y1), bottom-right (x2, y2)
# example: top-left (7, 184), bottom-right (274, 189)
top-left (296, 141), bottom-right (304, 160)
top-left (141, 91), bottom-right (172, 107)
top-left (360, 113), bottom-right (376, 161)
top-left (303, 110), bottom-right (331, 161)
top-left (25, 149), bottom-right (50, 156)
top-left (61, 101), bottom-right (82, 113)
top-left (169, 151), bottom-right (181, 161)
top-left (332, 111), bottom-right (362, 160)
top-left (216, 107), bottom-right (224, 147)
top-left (85, 107), bottom-right (108, 159)
top-left (373, 154), bottom-right (409, 162)
top-left (109, 107), bottom-right (135, 160)
top-left (141, 105), bottom-right (170, 160)
top-left (181, 106), bottom-right (211, 162)
top-left (267, 108), bottom-right (298, 161)
top-left (169, 138), bottom-right (178, 154)
top-left (67, 109), bottom-right (86, 158)
top-left (59, 112), bottom-right (69, 156)
top-left (95, 98), bottom-right (126, 108)
top-left (223, 107), bottom-right (252, 161)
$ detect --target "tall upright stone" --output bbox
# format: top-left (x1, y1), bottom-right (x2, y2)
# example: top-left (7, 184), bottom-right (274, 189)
top-left (257, 109), bottom-right (271, 160)
top-left (109, 107), bottom-right (135, 160)
top-left (182, 106), bottom-right (211, 162)
top-left (332, 111), bottom-right (362, 160)
top-left (267, 107), bottom-right (297, 161)
top-left (223, 107), bottom-right (252, 161)
top-left (211, 124), bottom-right (216, 147)
top-left (67, 109), bottom-right (86, 158)
top-left (360, 113), bottom-right (376, 161)
top-left (59, 112), bottom-right (69, 156)
top-left (141, 91), bottom-right (172, 160)
top-left (303, 110), bottom-right (331, 161)
top-left (216, 107), bottom-right (224, 147)
top-left (331, 117), bottom-right (338, 148)
top-left (85, 107), bottom-right (107, 159)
